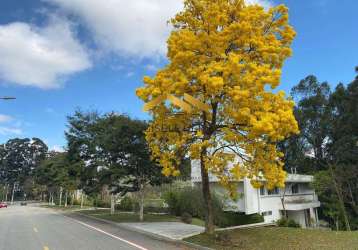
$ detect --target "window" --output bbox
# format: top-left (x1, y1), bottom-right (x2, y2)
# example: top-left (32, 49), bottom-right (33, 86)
top-left (259, 186), bottom-right (266, 196)
top-left (291, 184), bottom-right (299, 194)
top-left (267, 187), bottom-right (280, 195)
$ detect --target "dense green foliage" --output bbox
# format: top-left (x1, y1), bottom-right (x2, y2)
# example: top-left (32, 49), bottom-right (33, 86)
top-left (281, 67), bottom-right (358, 230)
top-left (163, 186), bottom-right (263, 228)
top-left (0, 138), bottom-right (48, 200)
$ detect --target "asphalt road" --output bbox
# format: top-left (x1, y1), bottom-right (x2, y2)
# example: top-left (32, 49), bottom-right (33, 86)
top-left (0, 205), bottom-right (194, 250)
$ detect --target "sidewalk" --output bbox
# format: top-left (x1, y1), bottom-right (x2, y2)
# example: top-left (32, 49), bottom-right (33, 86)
top-left (119, 222), bottom-right (205, 240)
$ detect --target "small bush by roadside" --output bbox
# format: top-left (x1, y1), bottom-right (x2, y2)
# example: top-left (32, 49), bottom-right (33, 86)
top-left (181, 212), bottom-right (193, 224)
top-left (276, 218), bottom-right (301, 228)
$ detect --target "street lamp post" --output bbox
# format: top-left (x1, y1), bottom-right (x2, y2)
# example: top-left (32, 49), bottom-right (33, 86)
top-left (0, 97), bottom-right (16, 100)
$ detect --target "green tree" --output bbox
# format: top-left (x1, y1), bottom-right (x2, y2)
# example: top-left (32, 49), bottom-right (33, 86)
top-left (287, 75), bottom-right (332, 172)
top-left (66, 111), bottom-right (169, 219)
top-left (66, 111), bottom-right (104, 199)
top-left (0, 138), bottom-right (48, 201)
top-left (94, 113), bottom-right (169, 220)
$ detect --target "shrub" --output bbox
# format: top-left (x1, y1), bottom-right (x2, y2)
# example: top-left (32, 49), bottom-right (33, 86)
top-left (277, 218), bottom-right (288, 227)
top-left (287, 219), bottom-right (301, 228)
top-left (181, 212), bottom-right (193, 224)
top-left (96, 199), bottom-right (110, 208)
top-left (162, 190), bottom-right (180, 215)
top-left (215, 212), bottom-right (264, 228)
top-left (116, 196), bottom-right (135, 211)
top-left (277, 218), bottom-right (301, 228)
top-left (163, 186), bottom-right (223, 220)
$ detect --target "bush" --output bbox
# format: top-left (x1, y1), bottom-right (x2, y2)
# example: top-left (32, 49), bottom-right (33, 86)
top-left (116, 196), bottom-right (136, 211)
top-left (96, 199), bottom-right (110, 208)
top-left (163, 186), bottom-right (264, 228)
top-left (163, 190), bottom-right (180, 215)
top-left (287, 219), bottom-right (301, 228)
top-left (277, 218), bottom-right (300, 228)
top-left (181, 212), bottom-right (193, 224)
top-left (163, 186), bottom-right (223, 220)
top-left (277, 218), bottom-right (288, 227)
top-left (215, 212), bottom-right (264, 228)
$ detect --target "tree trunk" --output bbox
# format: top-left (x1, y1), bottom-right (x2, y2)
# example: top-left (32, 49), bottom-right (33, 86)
top-left (347, 182), bottom-right (358, 215)
top-left (80, 192), bottom-right (84, 209)
top-left (11, 183), bottom-right (16, 205)
top-left (200, 148), bottom-right (214, 234)
top-left (139, 184), bottom-right (144, 222)
top-left (65, 191), bottom-right (68, 207)
top-left (329, 164), bottom-right (351, 231)
top-left (71, 192), bottom-right (74, 207)
top-left (110, 194), bottom-right (115, 215)
top-left (4, 184), bottom-right (8, 202)
top-left (59, 187), bottom-right (63, 206)
top-left (280, 184), bottom-right (291, 219)
top-left (2, 185), bottom-right (5, 201)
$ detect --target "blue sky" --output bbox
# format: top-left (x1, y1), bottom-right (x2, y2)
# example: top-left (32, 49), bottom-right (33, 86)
top-left (0, 0), bottom-right (356, 151)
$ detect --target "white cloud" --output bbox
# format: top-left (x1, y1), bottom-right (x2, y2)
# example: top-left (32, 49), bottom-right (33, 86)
top-left (0, 127), bottom-right (22, 135)
top-left (245, 0), bottom-right (273, 9)
top-left (52, 145), bottom-right (65, 152)
top-left (0, 114), bottom-right (13, 123)
top-left (47, 0), bottom-right (184, 58)
top-left (45, 107), bottom-right (55, 113)
top-left (47, 0), bottom-right (272, 60)
top-left (0, 16), bottom-right (92, 89)
top-left (145, 64), bottom-right (158, 71)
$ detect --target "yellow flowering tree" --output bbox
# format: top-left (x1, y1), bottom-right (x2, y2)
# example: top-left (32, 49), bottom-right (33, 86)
top-left (136, 0), bottom-right (298, 233)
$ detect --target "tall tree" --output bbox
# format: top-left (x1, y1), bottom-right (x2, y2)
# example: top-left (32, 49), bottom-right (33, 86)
top-left (0, 138), bottom-right (48, 200)
top-left (286, 75), bottom-right (332, 172)
top-left (94, 113), bottom-right (168, 220)
top-left (137, 0), bottom-right (297, 233)
top-left (66, 111), bottom-right (168, 219)
top-left (66, 111), bottom-right (104, 198)
top-left (325, 67), bottom-right (358, 230)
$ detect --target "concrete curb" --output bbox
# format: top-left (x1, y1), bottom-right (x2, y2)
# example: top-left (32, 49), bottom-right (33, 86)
top-left (67, 211), bottom-right (213, 250)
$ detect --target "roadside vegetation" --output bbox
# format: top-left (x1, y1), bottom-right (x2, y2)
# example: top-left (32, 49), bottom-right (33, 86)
top-left (0, 1), bottom-right (357, 248)
top-left (186, 227), bottom-right (358, 250)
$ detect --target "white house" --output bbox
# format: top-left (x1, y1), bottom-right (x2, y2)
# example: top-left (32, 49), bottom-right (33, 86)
top-left (191, 160), bottom-right (321, 228)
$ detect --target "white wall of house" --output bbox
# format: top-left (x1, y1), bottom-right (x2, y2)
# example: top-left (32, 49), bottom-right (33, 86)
top-left (191, 159), bottom-right (321, 227)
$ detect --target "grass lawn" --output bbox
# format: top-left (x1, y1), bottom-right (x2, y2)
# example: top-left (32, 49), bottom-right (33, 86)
top-left (186, 227), bottom-right (358, 250)
top-left (78, 209), bottom-right (205, 227)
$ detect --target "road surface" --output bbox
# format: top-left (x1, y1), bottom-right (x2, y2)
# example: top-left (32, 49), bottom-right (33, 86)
top-left (0, 205), bottom-right (194, 250)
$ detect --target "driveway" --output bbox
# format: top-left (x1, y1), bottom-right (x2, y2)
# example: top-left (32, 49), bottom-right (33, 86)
top-left (119, 222), bottom-right (205, 240)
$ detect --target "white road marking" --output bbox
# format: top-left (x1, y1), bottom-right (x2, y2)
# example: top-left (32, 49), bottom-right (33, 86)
top-left (70, 218), bottom-right (148, 250)
top-left (33, 227), bottom-right (38, 233)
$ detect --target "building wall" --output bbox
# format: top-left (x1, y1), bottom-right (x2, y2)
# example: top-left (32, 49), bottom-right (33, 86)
top-left (287, 210), bottom-right (306, 227)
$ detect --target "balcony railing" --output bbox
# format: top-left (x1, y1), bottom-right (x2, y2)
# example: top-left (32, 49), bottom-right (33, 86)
top-left (284, 193), bottom-right (318, 204)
